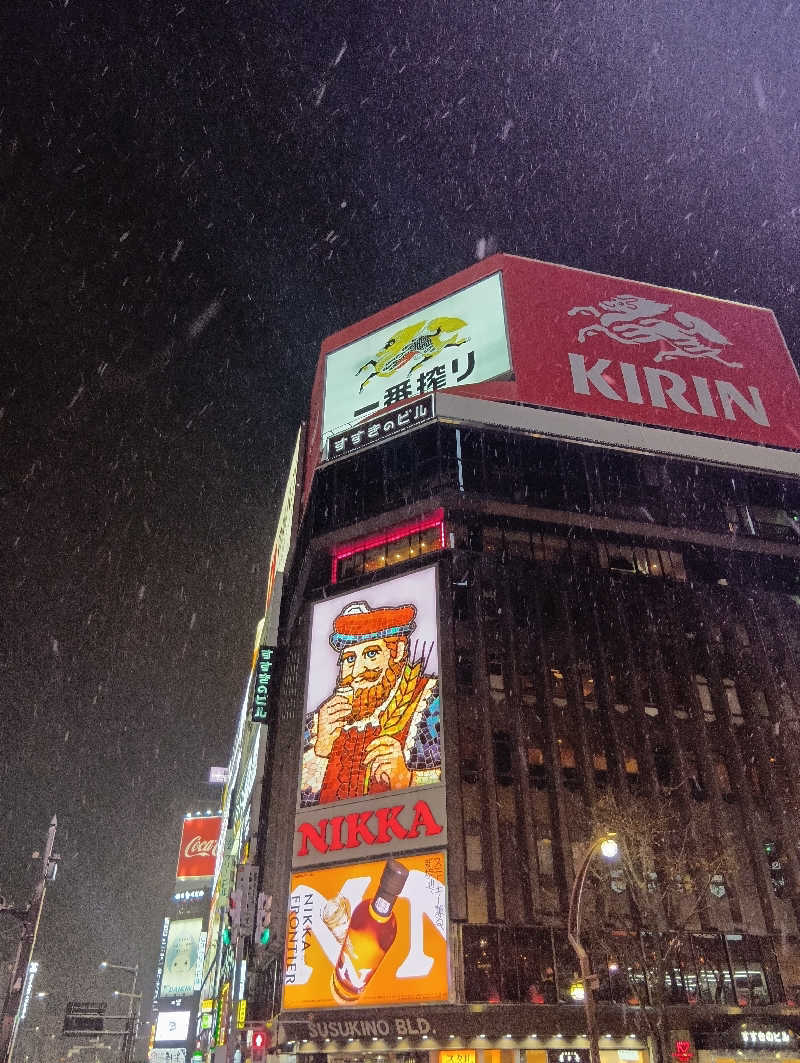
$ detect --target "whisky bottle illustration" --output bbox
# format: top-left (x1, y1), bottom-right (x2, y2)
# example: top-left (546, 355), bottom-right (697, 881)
top-left (330, 858), bottom-right (409, 1003)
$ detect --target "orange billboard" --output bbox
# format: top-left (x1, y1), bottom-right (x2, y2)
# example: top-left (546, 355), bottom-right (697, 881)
top-left (283, 851), bottom-right (448, 1009)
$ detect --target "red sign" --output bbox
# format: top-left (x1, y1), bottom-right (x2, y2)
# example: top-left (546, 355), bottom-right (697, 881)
top-left (176, 816), bottom-right (222, 880)
top-left (304, 255), bottom-right (799, 499)
top-left (296, 797), bottom-right (444, 859)
top-left (492, 256), bottom-right (800, 450)
top-left (673, 1040), bottom-right (693, 1063)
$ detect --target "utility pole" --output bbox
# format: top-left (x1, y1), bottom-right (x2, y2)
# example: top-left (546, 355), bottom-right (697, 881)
top-left (98, 966), bottom-right (138, 1063)
top-left (0, 817), bottom-right (59, 1063)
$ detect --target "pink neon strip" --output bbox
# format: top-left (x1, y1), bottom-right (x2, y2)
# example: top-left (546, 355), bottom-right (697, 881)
top-left (331, 508), bottom-right (445, 583)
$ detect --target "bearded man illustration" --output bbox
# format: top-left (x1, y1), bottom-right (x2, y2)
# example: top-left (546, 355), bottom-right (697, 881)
top-left (300, 600), bottom-right (441, 807)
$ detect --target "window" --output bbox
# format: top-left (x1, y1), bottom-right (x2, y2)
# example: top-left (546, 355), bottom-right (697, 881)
top-left (653, 745), bottom-right (673, 787)
top-left (462, 926), bottom-right (502, 1003)
top-left (518, 657), bottom-right (537, 706)
top-left (528, 747), bottom-right (548, 790)
top-left (598, 543), bottom-right (687, 581)
top-left (551, 668), bottom-right (567, 704)
top-left (749, 505), bottom-right (800, 543)
top-left (691, 933), bottom-right (735, 1004)
top-left (493, 730), bottom-right (514, 787)
top-left (764, 841), bottom-right (785, 898)
top-left (456, 649), bottom-right (475, 691)
top-left (593, 751), bottom-right (609, 788)
top-left (559, 740), bottom-right (580, 792)
top-left (685, 749), bottom-right (706, 801)
top-left (533, 534), bottom-right (569, 563)
top-left (625, 753), bottom-right (641, 790)
top-left (331, 510), bottom-right (444, 582)
top-left (715, 758), bottom-right (734, 801)
top-left (487, 650), bottom-right (505, 698)
top-left (461, 755), bottom-right (480, 785)
top-left (725, 934), bottom-right (772, 1006)
top-left (695, 675), bottom-right (716, 722)
top-left (724, 678), bottom-right (744, 726)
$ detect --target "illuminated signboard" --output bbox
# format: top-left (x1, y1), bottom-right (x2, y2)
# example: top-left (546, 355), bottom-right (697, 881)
top-left (283, 850), bottom-right (448, 1009)
top-left (547, 1052), bottom-right (590, 1063)
top-left (321, 272), bottom-right (511, 453)
top-left (327, 396), bottom-right (434, 461)
top-left (154, 1011), bottom-right (191, 1043)
top-left (305, 255), bottom-right (800, 493)
top-left (176, 816), bottom-right (221, 880)
top-left (262, 426), bottom-right (304, 643)
top-left (250, 647), bottom-right (275, 724)
top-left (160, 919), bottom-right (204, 999)
top-left (150, 1050), bottom-right (186, 1063)
top-left (294, 786), bottom-right (446, 868)
top-left (153, 917), bottom-right (171, 1007)
top-left (18, 961), bottom-right (39, 1024)
top-left (498, 256), bottom-right (800, 452)
top-left (298, 565), bottom-right (442, 813)
top-left (194, 931), bottom-right (207, 991)
top-left (741, 1030), bottom-right (795, 1047)
top-left (173, 889), bottom-right (206, 903)
top-left (215, 983), bottom-right (229, 1045)
top-left (208, 767), bottom-right (228, 785)
top-left (440, 1053), bottom-right (476, 1063)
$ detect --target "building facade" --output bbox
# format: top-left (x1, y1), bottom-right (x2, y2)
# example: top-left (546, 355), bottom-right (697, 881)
top-left (251, 257), bottom-right (800, 1063)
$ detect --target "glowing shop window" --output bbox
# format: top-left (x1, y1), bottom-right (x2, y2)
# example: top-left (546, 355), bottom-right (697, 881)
top-left (331, 509), bottom-right (445, 583)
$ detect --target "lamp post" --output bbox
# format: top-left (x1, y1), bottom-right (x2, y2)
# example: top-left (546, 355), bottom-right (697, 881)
top-left (1, 817), bottom-right (59, 1063)
top-left (99, 965), bottom-right (138, 1063)
top-left (567, 834), bottom-right (619, 1063)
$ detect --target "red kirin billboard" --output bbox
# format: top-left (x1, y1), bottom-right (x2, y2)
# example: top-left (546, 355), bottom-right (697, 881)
top-left (304, 254), bottom-right (799, 496)
top-left (176, 816), bottom-right (222, 880)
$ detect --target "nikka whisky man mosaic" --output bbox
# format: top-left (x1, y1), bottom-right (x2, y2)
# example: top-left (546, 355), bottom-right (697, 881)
top-left (299, 566), bottom-right (441, 808)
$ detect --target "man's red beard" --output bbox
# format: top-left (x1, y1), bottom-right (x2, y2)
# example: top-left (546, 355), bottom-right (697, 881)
top-left (340, 653), bottom-right (407, 718)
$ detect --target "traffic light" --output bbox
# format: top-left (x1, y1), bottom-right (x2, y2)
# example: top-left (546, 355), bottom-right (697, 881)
top-left (222, 907), bottom-right (233, 946)
top-left (229, 888), bottom-right (242, 929)
top-left (255, 891), bottom-right (272, 947)
top-left (252, 1029), bottom-right (267, 1061)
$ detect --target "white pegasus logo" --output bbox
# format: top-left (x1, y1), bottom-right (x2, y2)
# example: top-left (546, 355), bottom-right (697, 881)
top-left (568, 294), bottom-right (743, 369)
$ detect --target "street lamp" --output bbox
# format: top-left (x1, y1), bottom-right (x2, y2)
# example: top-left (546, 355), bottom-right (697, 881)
top-left (567, 833), bottom-right (619, 1063)
top-left (99, 964), bottom-right (138, 1063)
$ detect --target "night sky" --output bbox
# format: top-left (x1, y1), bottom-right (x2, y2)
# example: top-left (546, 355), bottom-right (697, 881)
top-left (2, 0), bottom-right (798, 1050)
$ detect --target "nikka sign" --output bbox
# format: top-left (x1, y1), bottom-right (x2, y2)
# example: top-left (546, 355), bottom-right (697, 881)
top-left (176, 815), bottom-right (222, 880)
top-left (292, 786), bottom-right (447, 868)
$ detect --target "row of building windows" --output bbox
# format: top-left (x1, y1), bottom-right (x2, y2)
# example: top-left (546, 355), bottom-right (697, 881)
top-left (310, 424), bottom-right (800, 550)
top-left (462, 925), bottom-right (783, 1007)
top-left (332, 512), bottom-right (444, 582)
top-left (331, 516), bottom-right (692, 590)
top-left (504, 736), bottom-right (744, 803)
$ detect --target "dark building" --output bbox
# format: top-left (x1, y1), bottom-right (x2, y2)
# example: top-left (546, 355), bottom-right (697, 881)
top-left (252, 256), bottom-right (800, 1063)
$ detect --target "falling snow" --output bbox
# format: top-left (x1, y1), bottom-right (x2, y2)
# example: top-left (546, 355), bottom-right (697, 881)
top-left (2, 0), bottom-right (799, 1042)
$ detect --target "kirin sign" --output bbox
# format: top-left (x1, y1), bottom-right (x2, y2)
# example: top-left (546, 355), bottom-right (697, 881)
top-left (303, 255), bottom-right (799, 495)
top-left (176, 816), bottom-right (222, 880)
top-left (497, 255), bottom-right (800, 451)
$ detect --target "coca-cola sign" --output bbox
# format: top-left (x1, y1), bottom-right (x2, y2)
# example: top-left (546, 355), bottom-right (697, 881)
top-left (184, 835), bottom-right (217, 858)
top-left (176, 816), bottom-right (222, 880)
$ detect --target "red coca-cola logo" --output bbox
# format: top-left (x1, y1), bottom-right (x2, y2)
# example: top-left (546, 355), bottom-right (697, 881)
top-left (176, 816), bottom-right (222, 879)
top-left (184, 835), bottom-right (218, 858)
